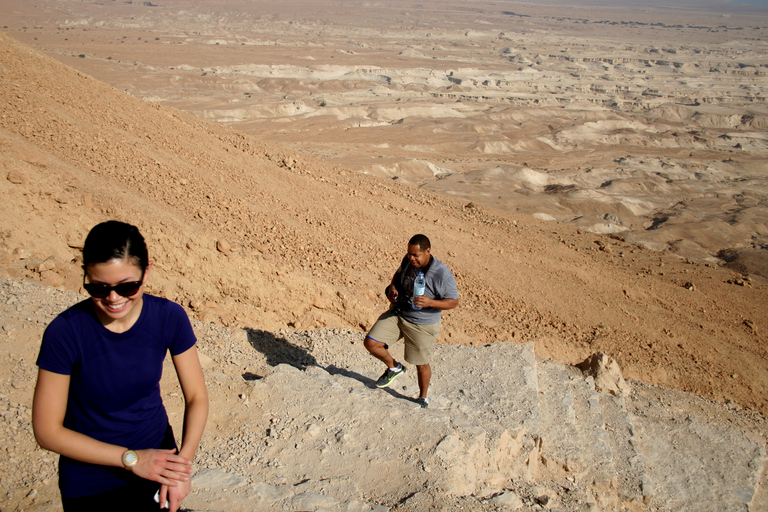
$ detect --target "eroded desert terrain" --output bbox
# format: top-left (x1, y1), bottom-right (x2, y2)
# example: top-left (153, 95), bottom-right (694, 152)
top-left (2, 0), bottom-right (768, 445)
top-left (1, 1), bottom-right (768, 510)
top-left (4, 0), bottom-right (768, 274)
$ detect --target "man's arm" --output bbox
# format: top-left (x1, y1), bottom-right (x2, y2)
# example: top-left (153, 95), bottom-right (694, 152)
top-left (414, 261), bottom-right (459, 311)
top-left (412, 296), bottom-right (458, 310)
top-left (385, 270), bottom-right (400, 303)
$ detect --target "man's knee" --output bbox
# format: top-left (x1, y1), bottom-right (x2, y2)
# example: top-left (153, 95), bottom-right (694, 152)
top-left (364, 336), bottom-right (388, 351)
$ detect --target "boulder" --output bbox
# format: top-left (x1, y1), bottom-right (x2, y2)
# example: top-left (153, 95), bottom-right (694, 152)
top-left (576, 352), bottom-right (628, 396)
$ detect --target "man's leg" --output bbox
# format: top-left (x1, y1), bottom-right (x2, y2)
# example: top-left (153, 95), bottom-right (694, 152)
top-left (416, 363), bottom-right (431, 399)
top-left (364, 311), bottom-right (402, 367)
top-left (365, 311), bottom-right (406, 388)
top-left (402, 319), bottom-right (439, 408)
top-left (366, 336), bottom-right (406, 388)
top-left (363, 336), bottom-right (396, 368)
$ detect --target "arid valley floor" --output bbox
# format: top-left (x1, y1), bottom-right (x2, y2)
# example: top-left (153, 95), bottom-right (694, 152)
top-left (5, 0), bottom-right (768, 270)
top-left (1, 0), bottom-right (768, 510)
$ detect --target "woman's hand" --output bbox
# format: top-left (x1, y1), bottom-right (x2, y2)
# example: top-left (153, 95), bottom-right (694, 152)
top-left (160, 479), bottom-right (192, 512)
top-left (131, 449), bottom-right (192, 487)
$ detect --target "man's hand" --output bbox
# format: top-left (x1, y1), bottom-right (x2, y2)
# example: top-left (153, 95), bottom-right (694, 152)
top-left (412, 294), bottom-right (431, 309)
top-left (387, 284), bottom-right (399, 303)
top-left (413, 295), bottom-right (459, 311)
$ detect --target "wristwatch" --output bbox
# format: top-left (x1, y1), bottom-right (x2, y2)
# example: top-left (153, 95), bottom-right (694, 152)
top-left (121, 449), bottom-right (139, 470)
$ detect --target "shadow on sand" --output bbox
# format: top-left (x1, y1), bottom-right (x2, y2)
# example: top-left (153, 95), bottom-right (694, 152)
top-left (243, 328), bottom-right (412, 401)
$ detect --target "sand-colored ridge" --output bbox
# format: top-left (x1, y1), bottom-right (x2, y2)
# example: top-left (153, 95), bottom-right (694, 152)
top-left (0, 0), bottom-right (768, 507)
top-left (2, 26), bottom-right (767, 414)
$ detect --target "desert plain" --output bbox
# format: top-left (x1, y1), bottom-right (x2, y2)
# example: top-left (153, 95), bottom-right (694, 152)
top-left (5, 0), bottom-right (768, 271)
top-left (1, 0), bottom-right (768, 510)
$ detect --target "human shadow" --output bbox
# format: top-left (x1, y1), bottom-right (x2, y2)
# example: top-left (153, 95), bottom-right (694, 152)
top-left (325, 364), bottom-right (412, 402)
top-left (242, 328), bottom-right (413, 402)
top-left (244, 328), bottom-right (318, 375)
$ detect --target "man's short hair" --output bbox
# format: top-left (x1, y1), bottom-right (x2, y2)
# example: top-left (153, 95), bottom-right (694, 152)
top-left (409, 234), bottom-right (431, 250)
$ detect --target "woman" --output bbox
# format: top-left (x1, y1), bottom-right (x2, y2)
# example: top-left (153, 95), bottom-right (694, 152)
top-left (33, 221), bottom-right (208, 511)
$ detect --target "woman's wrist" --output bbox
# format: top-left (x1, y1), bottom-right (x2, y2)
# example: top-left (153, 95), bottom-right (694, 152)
top-left (121, 449), bottom-right (139, 470)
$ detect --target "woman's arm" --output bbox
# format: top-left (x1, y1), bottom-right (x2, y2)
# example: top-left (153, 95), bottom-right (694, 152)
top-left (32, 368), bottom-right (193, 486)
top-left (162, 346), bottom-right (209, 512)
top-left (172, 346), bottom-right (208, 462)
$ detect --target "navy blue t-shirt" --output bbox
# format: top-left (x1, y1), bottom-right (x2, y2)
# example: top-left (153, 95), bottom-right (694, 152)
top-left (36, 294), bottom-right (197, 498)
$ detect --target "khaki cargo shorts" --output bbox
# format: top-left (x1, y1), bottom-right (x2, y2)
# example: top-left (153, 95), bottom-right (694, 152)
top-left (366, 310), bottom-right (441, 365)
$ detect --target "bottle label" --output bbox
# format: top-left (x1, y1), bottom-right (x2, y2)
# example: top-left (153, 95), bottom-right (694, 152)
top-left (412, 273), bottom-right (425, 309)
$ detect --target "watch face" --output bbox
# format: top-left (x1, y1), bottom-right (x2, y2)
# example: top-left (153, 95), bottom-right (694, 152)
top-left (122, 450), bottom-right (138, 467)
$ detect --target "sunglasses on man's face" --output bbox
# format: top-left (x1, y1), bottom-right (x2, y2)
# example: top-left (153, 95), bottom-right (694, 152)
top-left (83, 279), bottom-right (143, 299)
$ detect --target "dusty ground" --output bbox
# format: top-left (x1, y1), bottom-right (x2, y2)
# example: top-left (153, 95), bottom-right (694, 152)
top-left (3, 278), bottom-right (767, 512)
top-left (0, 0), bottom-right (767, 509)
top-left (2, 23), bottom-right (767, 412)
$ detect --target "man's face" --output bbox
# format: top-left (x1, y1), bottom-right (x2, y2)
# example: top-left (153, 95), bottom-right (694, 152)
top-left (406, 244), bottom-right (431, 268)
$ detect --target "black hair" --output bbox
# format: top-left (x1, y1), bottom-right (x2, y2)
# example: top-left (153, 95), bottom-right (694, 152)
top-left (408, 234), bottom-right (431, 251)
top-left (82, 221), bottom-right (149, 272)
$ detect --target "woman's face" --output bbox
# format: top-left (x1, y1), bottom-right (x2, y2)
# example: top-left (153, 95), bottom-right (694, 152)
top-left (84, 259), bottom-right (148, 330)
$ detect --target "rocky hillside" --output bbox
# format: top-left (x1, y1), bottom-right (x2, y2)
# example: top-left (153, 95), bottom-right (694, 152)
top-left (2, 32), bottom-right (767, 414)
top-left (0, 14), bottom-right (766, 411)
top-left (2, 277), bottom-right (766, 511)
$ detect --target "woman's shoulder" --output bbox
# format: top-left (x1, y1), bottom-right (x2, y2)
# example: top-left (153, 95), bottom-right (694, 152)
top-left (50, 298), bottom-right (95, 324)
top-left (142, 294), bottom-right (190, 320)
top-left (143, 293), bottom-right (181, 307)
top-left (140, 294), bottom-right (196, 350)
top-left (42, 299), bottom-right (97, 347)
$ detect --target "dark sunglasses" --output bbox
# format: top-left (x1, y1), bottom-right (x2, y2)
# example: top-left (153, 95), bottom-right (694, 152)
top-left (83, 278), bottom-right (144, 299)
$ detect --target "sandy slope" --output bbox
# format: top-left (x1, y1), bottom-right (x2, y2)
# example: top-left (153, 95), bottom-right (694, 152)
top-left (1, 32), bottom-right (767, 417)
top-left (6, 0), bottom-right (766, 276)
top-left (1, 3), bottom-right (768, 510)
top-left (5, 277), bottom-right (764, 512)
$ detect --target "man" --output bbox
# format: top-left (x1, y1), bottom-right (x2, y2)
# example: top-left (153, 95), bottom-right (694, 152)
top-left (363, 234), bottom-right (459, 408)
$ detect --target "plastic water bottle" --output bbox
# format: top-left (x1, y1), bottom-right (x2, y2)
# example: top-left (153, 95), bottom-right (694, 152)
top-left (412, 272), bottom-right (426, 310)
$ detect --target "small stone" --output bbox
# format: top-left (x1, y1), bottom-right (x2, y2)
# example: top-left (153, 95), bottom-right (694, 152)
top-left (37, 256), bottom-right (57, 273)
top-left (12, 247), bottom-right (32, 260)
top-left (67, 235), bottom-right (84, 249)
top-left (216, 240), bottom-right (231, 254)
top-left (7, 171), bottom-right (24, 184)
top-left (306, 424), bottom-right (322, 438)
top-left (493, 490), bottom-right (523, 509)
top-left (576, 352), bottom-right (628, 395)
